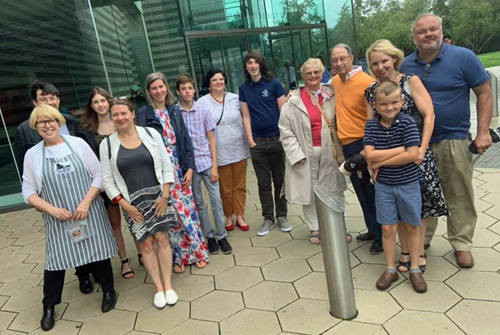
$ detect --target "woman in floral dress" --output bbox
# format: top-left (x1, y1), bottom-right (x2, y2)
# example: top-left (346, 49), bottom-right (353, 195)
top-left (136, 72), bottom-right (209, 273)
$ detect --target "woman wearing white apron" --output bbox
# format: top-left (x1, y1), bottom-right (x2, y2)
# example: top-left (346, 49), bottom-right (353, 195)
top-left (22, 105), bottom-right (117, 332)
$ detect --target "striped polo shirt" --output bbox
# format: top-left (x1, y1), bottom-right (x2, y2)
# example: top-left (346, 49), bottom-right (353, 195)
top-left (363, 113), bottom-right (421, 185)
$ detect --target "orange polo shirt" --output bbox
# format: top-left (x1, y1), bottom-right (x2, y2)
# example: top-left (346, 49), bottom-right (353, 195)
top-left (332, 70), bottom-right (375, 145)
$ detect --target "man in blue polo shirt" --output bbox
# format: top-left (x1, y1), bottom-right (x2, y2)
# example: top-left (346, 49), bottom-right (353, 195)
top-left (240, 49), bottom-right (292, 236)
top-left (400, 13), bottom-right (493, 269)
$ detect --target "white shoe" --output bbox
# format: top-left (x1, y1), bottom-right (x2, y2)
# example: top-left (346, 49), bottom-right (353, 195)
top-left (165, 290), bottom-right (178, 305)
top-left (154, 292), bottom-right (167, 309)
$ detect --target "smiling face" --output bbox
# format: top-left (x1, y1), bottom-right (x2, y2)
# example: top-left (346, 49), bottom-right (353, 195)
top-left (412, 15), bottom-right (443, 54)
top-left (374, 90), bottom-right (404, 122)
top-left (91, 93), bottom-right (109, 116)
top-left (209, 73), bottom-right (225, 93)
top-left (245, 58), bottom-right (261, 78)
top-left (148, 79), bottom-right (168, 106)
top-left (110, 104), bottom-right (135, 131)
top-left (330, 47), bottom-right (354, 77)
top-left (369, 51), bottom-right (397, 81)
top-left (34, 90), bottom-right (60, 110)
top-left (303, 63), bottom-right (323, 90)
top-left (35, 118), bottom-right (61, 141)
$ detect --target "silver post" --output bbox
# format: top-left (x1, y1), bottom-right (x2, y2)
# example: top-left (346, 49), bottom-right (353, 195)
top-left (314, 187), bottom-right (357, 320)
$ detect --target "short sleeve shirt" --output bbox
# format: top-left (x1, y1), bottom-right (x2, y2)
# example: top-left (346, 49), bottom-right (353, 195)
top-left (179, 101), bottom-right (216, 173)
top-left (239, 78), bottom-right (285, 137)
top-left (400, 44), bottom-right (489, 144)
top-left (364, 113), bottom-right (421, 185)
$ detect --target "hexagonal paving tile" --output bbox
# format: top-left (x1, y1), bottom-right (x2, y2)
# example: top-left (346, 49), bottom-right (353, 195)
top-left (476, 212), bottom-right (498, 229)
top-left (277, 299), bottom-right (340, 334)
top-left (220, 309), bottom-right (281, 335)
top-left (115, 283), bottom-right (156, 312)
top-left (244, 281), bottom-right (298, 311)
top-left (390, 281), bottom-right (461, 312)
top-left (384, 310), bottom-right (464, 335)
top-left (289, 223), bottom-right (309, 240)
top-left (294, 272), bottom-right (328, 300)
top-left (191, 254), bottom-right (235, 276)
top-left (112, 270), bottom-right (147, 294)
top-left (444, 247), bottom-right (500, 272)
top-left (307, 251), bottom-right (360, 272)
top-left (226, 236), bottom-right (253, 254)
top-left (234, 247), bottom-right (279, 267)
top-left (345, 204), bottom-right (363, 217)
top-left (172, 274), bottom-right (214, 301)
top-left (61, 292), bottom-right (104, 322)
top-left (2, 286), bottom-right (43, 313)
top-left (345, 217), bottom-right (369, 233)
top-left (0, 274), bottom-right (43, 296)
top-left (215, 266), bottom-right (262, 292)
top-left (352, 243), bottom-right (388, 265)
top-left (419, 256), bottom-right (458, 282)
top-left (191, 291), bottom-right (244, 322)
top-left (78, 309), bottom-right (135, 335)
top-left (0, 311), bottom-right (16, 331)
top-left (475, 199), bottom-right (494, 213)
top-left (351, 264), bottom-right (404, 291)
top-left (251, 231), bottom-right (292, 247)
top-left (485, 205), bottom-right (500, 221)
top-left (277, 240), bottom-right (321, 259)
top-left (135, 302), bottom-right (189, 333)
top-left (447, 300), bottom-right (500, 335)
top-left (424, 236), bottom-right (453, 257)
top-left (28, 319), bottom-right (82, 335)
top-left (9, 304), bottom-right (67, 333)
top-left (471, 228), bottom-right (500, 247)
top-left (354, 289), bottom-right (401, 324)
top-left (489, 221), bottom-right (500, 235)
top-left (163, 319), bottom-right (219, 335)
top-left (324, 321), bottom-right (387, 335)
top-left (446, 271), bottom-right (500, 301)
top-left (262, 258), bottom-right (311, 282)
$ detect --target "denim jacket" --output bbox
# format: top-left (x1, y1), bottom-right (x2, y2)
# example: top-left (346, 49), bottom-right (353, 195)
top-left (136, 103), bottom-right (195, 173)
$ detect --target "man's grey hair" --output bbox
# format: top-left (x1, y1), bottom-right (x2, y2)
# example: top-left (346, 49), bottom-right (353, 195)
top-left (331, 43), bottom-right (352, 56)
top-left (411, 13), bottom-right (443, 35)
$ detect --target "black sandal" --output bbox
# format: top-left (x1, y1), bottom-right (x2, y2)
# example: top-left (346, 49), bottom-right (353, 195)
top-left (137, 254), bottom-right (144, 266)
top-left (121, 258), bottom-right (134, 279)
top-left (396, 252), bottom-right (410, 273)
top-left (419, 253), bottom-right (427, 273)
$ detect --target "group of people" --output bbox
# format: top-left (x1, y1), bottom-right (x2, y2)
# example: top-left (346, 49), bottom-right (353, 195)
top-left (14, 11), bottom-right (493, 332)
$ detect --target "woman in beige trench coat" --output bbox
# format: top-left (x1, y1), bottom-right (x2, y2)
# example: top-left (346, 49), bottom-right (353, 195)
top-left (279, 58), bottom-right (347, 244)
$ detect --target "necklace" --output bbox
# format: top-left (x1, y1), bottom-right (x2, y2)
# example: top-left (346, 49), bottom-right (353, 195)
top-left (391, 71), bottom-right (400, 84)
top-left (210, 91), bottom-right (224, 104)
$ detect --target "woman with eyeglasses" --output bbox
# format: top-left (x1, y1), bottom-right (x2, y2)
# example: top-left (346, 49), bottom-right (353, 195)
top-left (136, 72), bottom-right (209, 274)
top-left (77, 87), bottom-right (140, 280)
top-left (22, 105), bottom-right (118, 331)
top-left (197, 69), bottom-right (250, 231)
top-left (279, 58), bottom-right (347, 244)
top-left (365, 39), bottom-right (449, 273)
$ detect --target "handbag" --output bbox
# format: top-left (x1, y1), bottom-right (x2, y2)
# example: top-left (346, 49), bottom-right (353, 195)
top-left (306, 89), bottom-right (345, 164)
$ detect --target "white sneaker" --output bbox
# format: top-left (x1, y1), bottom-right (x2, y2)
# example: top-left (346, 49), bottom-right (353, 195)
top-left (154, 292), bottom-right (167, 309)
top-left (165, 290), bottom-right (178, 305)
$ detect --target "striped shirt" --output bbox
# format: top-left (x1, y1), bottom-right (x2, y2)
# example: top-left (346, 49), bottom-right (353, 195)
top-left (179, 101), bottom-right (217, 173)
top-left (363, 113), bottom-right (421, 185)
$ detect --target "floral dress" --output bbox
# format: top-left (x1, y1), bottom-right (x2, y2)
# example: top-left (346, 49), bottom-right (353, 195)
top-left (365, 74), bottom-right (450, 218)
top-left (156, 108), bottom-right (209, 266)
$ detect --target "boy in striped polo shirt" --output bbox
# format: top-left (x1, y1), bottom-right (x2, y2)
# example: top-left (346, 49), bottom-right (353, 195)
top-left (363, 81), bottom-right (427, 293)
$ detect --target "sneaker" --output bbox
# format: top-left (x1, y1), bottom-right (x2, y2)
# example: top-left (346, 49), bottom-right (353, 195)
top-left (370, 239), bottom-right (384, 255)
top-left (207, 237), bottom-right (219, 255)
top-left (356, 232), bottom-right (375, 242)
top-left (277, 217), bottom-right (292, 232)
top-left (257, 219), bottom-right (275, 236)
top-left (218, 237), bottom-right (233, 254)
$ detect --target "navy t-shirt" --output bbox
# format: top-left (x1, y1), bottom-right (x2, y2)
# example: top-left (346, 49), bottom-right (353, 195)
top-left (400, 44), bottom-right (489, 144)
top-left (364, 113), bottom-right (421, 185)
top-left (239, 78), bottom-right (285, 137)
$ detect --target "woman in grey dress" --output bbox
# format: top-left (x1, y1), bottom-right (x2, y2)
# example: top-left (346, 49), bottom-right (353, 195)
top-left (100, 98), bottom-right (178, 309)
top-left (22, 105), bottom-right (118, 332)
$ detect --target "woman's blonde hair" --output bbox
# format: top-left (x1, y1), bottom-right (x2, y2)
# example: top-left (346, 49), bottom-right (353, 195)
top-left (29, 105), bottom-right (66, 129)
top-left (300, 58), bottom-right (325, 77)
top-left (365, 39), bottom-right (405, 77)
top-left (144, 72), bottom-right (177, 108)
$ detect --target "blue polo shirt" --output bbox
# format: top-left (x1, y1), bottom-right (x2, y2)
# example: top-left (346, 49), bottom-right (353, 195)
top-left (364, 113), bottom-right (421, 185)
top-left (400, 44), bottom-right (489, 144)
top-left (239, 78), bottom-right (285, 137)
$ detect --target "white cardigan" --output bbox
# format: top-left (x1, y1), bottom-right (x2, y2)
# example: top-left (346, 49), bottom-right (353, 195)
top-left (22, 135), bottom-right (102, 204)
top-left (100, 126), bottom-right (174, 203)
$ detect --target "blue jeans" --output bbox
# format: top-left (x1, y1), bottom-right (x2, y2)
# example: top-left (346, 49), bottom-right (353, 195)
top-left (375, 181), bottom-right (422, 226)
top-left (342, 139), bottom-right (381, 240)
top-left (192, 166), bottom-right (227, 240)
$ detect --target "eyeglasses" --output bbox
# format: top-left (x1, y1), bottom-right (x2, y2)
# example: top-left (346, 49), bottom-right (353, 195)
top-left (37, 96), bottom-right (58, 104)
top-left (304, 70), bottom-right (322, 78)
top-left (422, 64), bottom-right (431, 82)
top-left (330, 56), bottom-right (350, 64)
top-left (36, 119), bottom-right (57, 127)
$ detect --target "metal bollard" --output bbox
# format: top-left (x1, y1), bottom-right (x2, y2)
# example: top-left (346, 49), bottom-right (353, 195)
top-left (314, 187), bottom-right (357, 320)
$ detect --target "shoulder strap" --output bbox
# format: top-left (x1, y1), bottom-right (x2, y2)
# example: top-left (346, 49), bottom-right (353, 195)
top-left (144, 127), bottom-right (153, 138)
top-left (107, 136), bottom-right (111, 160)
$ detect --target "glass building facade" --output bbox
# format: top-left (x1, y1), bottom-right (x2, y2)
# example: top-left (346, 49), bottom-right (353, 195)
top-left (0, 0), bottom-right (356, 209)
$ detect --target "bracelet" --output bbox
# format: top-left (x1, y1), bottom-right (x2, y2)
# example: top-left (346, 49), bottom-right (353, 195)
top-left (160, 195), bottom-right (169, 200)
top-left (112, 194), bottom-right (124, 205)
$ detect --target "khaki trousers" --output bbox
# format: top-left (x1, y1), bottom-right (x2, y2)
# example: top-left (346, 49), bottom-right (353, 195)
top-left (218, 159), bottom-right (248, 217)
top-left (426, 139), bottom-right (477, 251)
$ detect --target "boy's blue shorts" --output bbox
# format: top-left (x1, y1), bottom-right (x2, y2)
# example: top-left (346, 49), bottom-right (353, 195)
top-left (374, 181), bottom-right (422, 226)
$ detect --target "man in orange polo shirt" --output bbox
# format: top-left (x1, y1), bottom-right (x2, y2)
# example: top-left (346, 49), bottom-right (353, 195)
top-left (331, 44), bottom-right (383, 254)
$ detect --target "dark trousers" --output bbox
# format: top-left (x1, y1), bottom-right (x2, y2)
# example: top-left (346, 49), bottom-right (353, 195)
top-left (250, 136), bottom-right (287, 221)
top-left (43, 259), bottom-right (114, 307)
top-left (342, 139), bottom-right (381, 240)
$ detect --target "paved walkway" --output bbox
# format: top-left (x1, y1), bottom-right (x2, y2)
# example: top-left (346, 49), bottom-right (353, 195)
top-left (0, 157), bottom-right (500, 334)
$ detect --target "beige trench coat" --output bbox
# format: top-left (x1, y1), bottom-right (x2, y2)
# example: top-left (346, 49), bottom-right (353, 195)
top-left (279, 88), bottom-right (347, 206)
